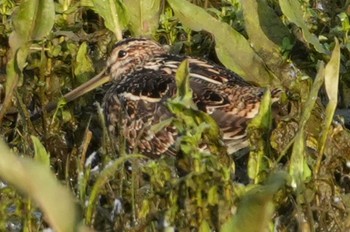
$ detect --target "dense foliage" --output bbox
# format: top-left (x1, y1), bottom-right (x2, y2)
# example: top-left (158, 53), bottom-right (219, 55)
top-left (0, 0), bottom-right (350, 231)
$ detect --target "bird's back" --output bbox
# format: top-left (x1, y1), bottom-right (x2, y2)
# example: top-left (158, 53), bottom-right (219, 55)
top-left (104, 54), bottom-right (275, 156)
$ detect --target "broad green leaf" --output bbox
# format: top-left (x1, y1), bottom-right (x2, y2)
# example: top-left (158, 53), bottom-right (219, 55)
top-left (168, 0), bottom-right (275, 86)
top-left (124, 0), bottom-right (161, 36)
top-left (150, 118), bottom-right (173, 134)
top-left (247, 90), bottom-right (272, 183)
top-left (199, 220), bottom-right (210, 232)
top-left (241, 0), bottom-right (291, 79)
top-left (0, 47), bottom-right (28, 124)
top-left (31, 136), bottom-right (50, 167)
top-left (1, 0), bottom-right (54, 123)
top-left (74, 42), bottom-right (95, 83)
top-left (289, 129), bottom-right (311, 189)
top-left (81, 0), bottom-right (125, 40)
top-left (221, 172), bottom-right (288, 232)
top-left (9, 0), bottom-right (55, 50)
top-left (0, 140), bottom-right (86, 231)
top-left (242, 0), bottom-right (291, 47)
top-left (175, 59), bottom-right (193, 104)
top-left (289, 63), bottom-right (325, 187)
top-left (208, 186), bottom-right (218, 205)
top-left (316, 39), bottom-right (340, 174)
top-left (279, 0), bottom-right (327, 54)
top-left (249, 90), bottom-right (272, 130)
top-left (324, 40), bottom-right (340, 103)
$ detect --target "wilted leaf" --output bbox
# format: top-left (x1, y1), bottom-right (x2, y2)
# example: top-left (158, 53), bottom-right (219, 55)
top-left (124, 0), bottom-right (161, 36)
top-left (167, 0), bottom-right (275, 86)
top-left (279, 0), bottom-right (327, 54)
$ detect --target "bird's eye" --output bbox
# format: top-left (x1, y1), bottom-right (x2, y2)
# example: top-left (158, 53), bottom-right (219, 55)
top-left (118, 50), bottom-right (127, 58)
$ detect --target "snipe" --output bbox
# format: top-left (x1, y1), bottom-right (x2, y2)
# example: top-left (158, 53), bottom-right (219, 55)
top-left (59, 38), bottom-right (281, 157)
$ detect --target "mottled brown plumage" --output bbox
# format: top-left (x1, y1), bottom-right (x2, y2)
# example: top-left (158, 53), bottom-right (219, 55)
top-left (100, 38), bottom-right (280, 157)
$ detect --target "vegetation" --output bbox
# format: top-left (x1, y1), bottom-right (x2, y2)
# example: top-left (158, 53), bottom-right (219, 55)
top-left (0, 0), bottom-right (350, 231)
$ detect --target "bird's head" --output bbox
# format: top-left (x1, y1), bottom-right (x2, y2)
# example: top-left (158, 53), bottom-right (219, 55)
top-left (59, 38), bottom-right (168, 104)
top-left (107, 38), bottom-right (168, 82)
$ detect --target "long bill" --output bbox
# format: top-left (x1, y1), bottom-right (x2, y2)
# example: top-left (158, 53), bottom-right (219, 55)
top-left (63, 67), bottom-right (111, 103)
top-left (31, 68), bottom-right (111, 120)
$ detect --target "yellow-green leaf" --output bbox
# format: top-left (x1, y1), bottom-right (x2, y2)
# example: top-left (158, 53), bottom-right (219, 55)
top-left (124, 0), bottom-right (161, 36)
top-left (9, 0), bottom-right (55, 50)
top-left (81, 0), bottom-right (125, 40)
top-left (248, 90), bottom-right (272, 182)
top-left (74, 42), bottom-right (95, 83)
top-left (175, 59), bottom-right (192, 104)
top-left (289, 63), bottom-right (325, 187)
top-left (279, 0), bottom-right (327, 54)
top-left (221, 172), bottom-right (288, 232)
top-left (0, 140), bottom-right (85, 231)
top-left (31, 136), bottom-right (50, 167)
top-left (241, 0), bottom-right (290, 80)
top-left (168, 0), bottom-right (275, 86)
top-left (316, 39), bottom-right (340, 174)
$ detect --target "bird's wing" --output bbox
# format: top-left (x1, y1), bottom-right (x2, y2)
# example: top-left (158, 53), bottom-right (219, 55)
top-left (103, 70), bottom-right (178, 157)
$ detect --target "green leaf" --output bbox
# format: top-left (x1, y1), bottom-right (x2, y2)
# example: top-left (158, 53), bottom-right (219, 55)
top-left (289, 63), bottom-right (325, 188)
top-left (1, 0), bottom-right (54, 123)
top-left (249, 90), bottom-right (272, 131)
top-left (221, 172), bottom-right (288, 232)
top-left (81, 0), bottom-right (125, 40)
top-left (289, 130), bottom-right (312, 188)
top-left (124, 0), bottom-right (162, 36)
top-left (243, 0), bottom-right (291, 47)
top-left (247, 90), bottom-right (272, 183)
top-left (150, 118), bottom-right (173, 134)
top-left (0, 47), bottom-right (28, 124)
top-left (315, 39), bottom-right (340, 174)
top-left (199, 220), bottom-right (210, 232)
top-left (0, 140), bottom-right (86, 231)
top-left (167, 0), bottom-right (275, 86)
top-left (241, 0), bottom-right (291, 79)
top-left (174, 59), bottom-right (193, 105)
top-left (324, 40), bottom-right (340, 104)
top-left (279, 0), bottom-right (327, 54)
top-left (31, 136), bottom-right (50, 167)
top-left (74, 42), bottom-right (95, 83)
top-left (208, 186), bottom-right (218, 205)
top-left (9, 0), bottom-right (55, 50)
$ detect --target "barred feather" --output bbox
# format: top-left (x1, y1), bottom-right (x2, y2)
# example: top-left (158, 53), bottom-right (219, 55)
top-left (103, 38), bottom-right (281, 156)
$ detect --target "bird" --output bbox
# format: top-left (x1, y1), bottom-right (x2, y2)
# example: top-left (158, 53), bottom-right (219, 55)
top-left (60, 38), bottom-right (281, 158)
